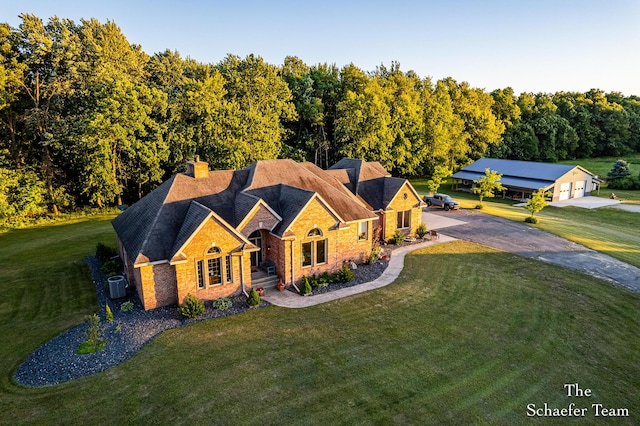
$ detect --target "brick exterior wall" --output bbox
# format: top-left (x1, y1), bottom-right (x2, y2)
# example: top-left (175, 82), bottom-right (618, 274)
top-left (239, 204), bottom-right (280, 236)
top-left (137, 262), bottom-right (178, 309)
top-left (262, 231), bottom-right (286, 281)
top-left (284, 198), bottom-right (373, 284)
top-left (174, 217), bottom-right (251, 306)
top-left (383, 182), bottom-right (423, 241)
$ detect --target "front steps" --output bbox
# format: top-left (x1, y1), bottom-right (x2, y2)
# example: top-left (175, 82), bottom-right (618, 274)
top-left (251, 271), bottom-right (279, 289)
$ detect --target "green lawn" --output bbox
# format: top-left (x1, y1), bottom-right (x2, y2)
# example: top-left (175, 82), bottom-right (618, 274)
top-left (557, 155), bottom-right (640, 182)
top-left (1, 218), bottom-right (638, 424)
top-left (0, 216), bottom-right (116, 395)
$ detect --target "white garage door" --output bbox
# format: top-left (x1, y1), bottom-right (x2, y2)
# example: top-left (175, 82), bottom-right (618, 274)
top-left (574, 180), bottom-right (586, 198)
top-left (559, 182), bottom-right (571, 201)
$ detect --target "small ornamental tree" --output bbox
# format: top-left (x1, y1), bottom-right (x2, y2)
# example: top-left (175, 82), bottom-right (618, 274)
top-left (78, 314), bottom-right (107, 354)
top-left (105, 303), bottom-right (114, 322)
top-left (606, 159), bottom-right (638, 189)
top-left (523, 189), bottom-right (551, 222)
top-left (472, 168), bottom-right (507, 206)
top-left (607, 159), bottom-right (631, 181)
top-left (247, 288), bottom-right (260, 307)
top-left (300, 277), bottom-right (312, 295)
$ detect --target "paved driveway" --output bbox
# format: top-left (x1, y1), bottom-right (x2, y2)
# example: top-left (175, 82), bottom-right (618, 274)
top-left (424, 209), bottom-right (640, 293)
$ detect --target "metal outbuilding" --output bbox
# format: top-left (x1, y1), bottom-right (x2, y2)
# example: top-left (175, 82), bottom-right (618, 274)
top-left (451, 158), bottom-right (601, 202)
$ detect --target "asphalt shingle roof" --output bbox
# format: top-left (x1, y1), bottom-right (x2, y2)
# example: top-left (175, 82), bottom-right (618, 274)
top-left (329, 158), bottom-right (411, 211)
top-left (113, 158), bottom-right (383, 264)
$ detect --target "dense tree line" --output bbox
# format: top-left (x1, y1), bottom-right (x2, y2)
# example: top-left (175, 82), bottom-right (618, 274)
top-left (1, 15), bottom-right (639, 222)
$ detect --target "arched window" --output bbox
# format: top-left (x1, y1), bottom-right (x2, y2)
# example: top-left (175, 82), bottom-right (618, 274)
top-left (302, 228), bottom-right (327, 267)
top-left (196, 245), bottom-right (231, 289)
top-left (307, 228), bottom-right (323, 237)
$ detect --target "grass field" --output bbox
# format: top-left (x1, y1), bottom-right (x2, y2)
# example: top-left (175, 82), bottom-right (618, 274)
top-left (1, 216), bottom-right (639, 424)
top-left (557, 155), bottom-right (640, 182)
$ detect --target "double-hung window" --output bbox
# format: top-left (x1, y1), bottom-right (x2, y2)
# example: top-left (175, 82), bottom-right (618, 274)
top-left (225, 255), bottom-right (233, 283)
top-left (396, 210), bottom-right (411, 229)
top-left (358, 221), bottom-right (368, 241)
top-left (197, 260), bottom-right (205, 289)
top-left (302, 228), bottom-right (327, 268)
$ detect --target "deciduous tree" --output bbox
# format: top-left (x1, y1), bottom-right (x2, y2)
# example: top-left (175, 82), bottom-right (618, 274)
top-left (472, 168), bottom-right (506, 206)
top-left (523, 189), bottom-right (551, 218)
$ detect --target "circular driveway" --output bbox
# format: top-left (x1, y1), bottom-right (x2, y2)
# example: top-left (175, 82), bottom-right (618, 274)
top-left (424, 209), bottom-right (640, 294)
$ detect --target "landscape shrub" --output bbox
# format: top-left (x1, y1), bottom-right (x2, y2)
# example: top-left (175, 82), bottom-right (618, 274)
top-left (306, 274), bottom-right (318, 289)
top-left (100, 259), bottom-right (120, 277)
top-left (120, 301), bottom-right (134, 312)
top-left (333, 264), bottom-right (355, 283)
top-left (525, 216), bottom-right (538, 224)
top-left (105, 303), bottom-right (114, 322)
top-left (247, 288), bottom-right (260, 307)
top-left (607, 176), bottom-right (640, 190)
top-left (212, 297), bottom-right (233, 311)
top-left (179, 294), bottom-right (205, 318)
top-left (306, 272), bottom-right (332, 289)
top-left (95, 242), bottom-right (117, 262)
top-left (300, 277), bottom-right (312, 295)
top-left (77, 314), bottom-right (106, 354)
top-left (390, 230), bottom-right (405, 245)
top-left (365, 246), bottom-right (381, 265)
top-left (319, 271), bottom-right (332, 287)
top-left (416, 223), bottom-right (428, 239)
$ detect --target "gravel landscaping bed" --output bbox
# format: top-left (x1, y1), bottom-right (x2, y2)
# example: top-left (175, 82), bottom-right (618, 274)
top-left (14, 257), bottom-right (268, 388)
top-left (288, 239), bottom-right (429, 296)
top-left (296, 259), bottom-right (390, 296)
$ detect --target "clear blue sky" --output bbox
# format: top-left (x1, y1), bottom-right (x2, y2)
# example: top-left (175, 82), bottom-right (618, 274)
top-left (4, 0), bottom-right (640, 95)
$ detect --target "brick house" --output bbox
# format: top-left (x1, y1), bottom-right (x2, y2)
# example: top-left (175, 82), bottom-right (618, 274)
top-left (112, 157), bottom-right (425, 310)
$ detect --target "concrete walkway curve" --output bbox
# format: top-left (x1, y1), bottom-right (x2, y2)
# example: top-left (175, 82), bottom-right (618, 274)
top-left (262, 235), bottom-right (457, 308)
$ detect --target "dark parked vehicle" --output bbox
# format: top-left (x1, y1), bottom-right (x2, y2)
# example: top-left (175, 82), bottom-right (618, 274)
top-left (424, 193), bottom-right (460, 211)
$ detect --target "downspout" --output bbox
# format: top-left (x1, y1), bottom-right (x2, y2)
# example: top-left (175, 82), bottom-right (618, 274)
top-left (335, 225), bottom-right (338, 269)
top-left (290, 239), bottom-right (300, 292)
top-left (240, 253), bottom-right (248, 297)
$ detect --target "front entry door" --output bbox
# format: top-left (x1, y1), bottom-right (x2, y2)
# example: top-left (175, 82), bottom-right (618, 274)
top-left (248, 230), bottom-right (263, 269)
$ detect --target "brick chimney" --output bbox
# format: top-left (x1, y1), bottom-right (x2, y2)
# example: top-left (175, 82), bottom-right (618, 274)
top-left (186, 155), bottom-right (209, 179)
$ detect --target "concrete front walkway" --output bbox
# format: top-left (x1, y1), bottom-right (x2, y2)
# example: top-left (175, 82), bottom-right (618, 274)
top-left (262, 234), bottom-right (456, 308)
